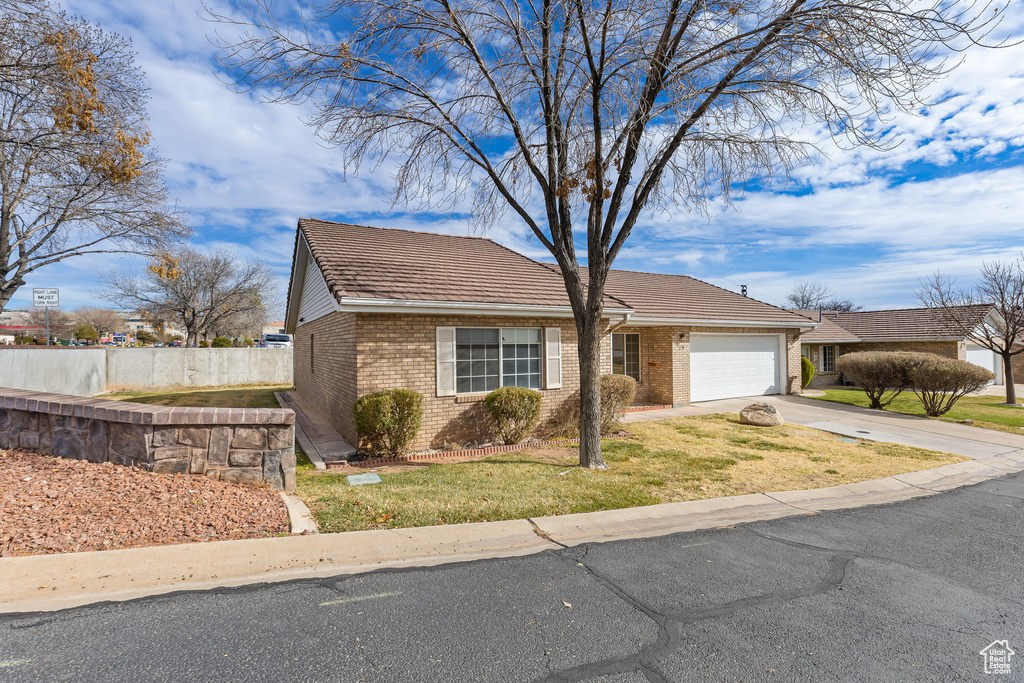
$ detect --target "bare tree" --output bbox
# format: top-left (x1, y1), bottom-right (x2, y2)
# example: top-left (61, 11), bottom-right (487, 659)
top-left (821, 297), bottom-right (863, 313)
top-left (918, 260), bottom-right (1024, 404)
top-left (785, 281), bottom-right (835, 310)
top-left (0, 0), bottom-right (190, 313)
top-left (73, 306), bottom-right (125, 336)
top-left (210, 0), bottom-right (998, 468)
top-left (26, 305), bottom-right (73, 339)
top-left (102, 247), bottom-right (276, 347)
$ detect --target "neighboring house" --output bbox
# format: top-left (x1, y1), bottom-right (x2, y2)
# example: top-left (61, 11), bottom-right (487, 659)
top-left (263, 321), bottom-right (287, 336)
top-left (794, 305), bottom-right (1003, 387)
top-left (285, 219), bottom-right (816, 451)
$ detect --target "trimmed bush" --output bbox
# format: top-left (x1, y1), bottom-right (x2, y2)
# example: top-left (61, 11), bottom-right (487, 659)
top-left (354, 388), bottom-right (424, 458)
top-left (601, 374), bottom-right (637, 433)
top-left (211, 336), bottom-right (232, 348)
top-left (485, 386), bottom-right (542, 444)
top-left (198, 340), bottom-right (211, 348)
top-left (545, 374), bottom-right (637, 438)
top-left (801, 356), bottom-right (815, 389)
top-left (836, 351), bottom-right (930, 409)
top-left (911, 356), bottom-right (994, 416)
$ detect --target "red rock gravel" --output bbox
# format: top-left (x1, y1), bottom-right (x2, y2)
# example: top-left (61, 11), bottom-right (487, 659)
top-left (0, 449), bottom-right (290, 557)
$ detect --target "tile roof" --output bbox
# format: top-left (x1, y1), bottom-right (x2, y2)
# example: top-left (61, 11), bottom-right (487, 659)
top-left (298, 218), bottom-right (626, 309)
top-left (295, 219), bottom-right (816, 326)
top-left (789, 305), bottom-right (993, 342)
top-left (824, 305), bottom-right (993, 341)
top-left (586, 268), bottom-right (815, 324)
top-left (789, 311), bottom-right (862, 342)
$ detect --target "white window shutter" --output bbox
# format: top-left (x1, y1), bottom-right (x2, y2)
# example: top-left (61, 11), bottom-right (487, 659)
top-left (437, 327), bottom-right (456, 396)
top-left (545, 327), bottom-right (562, 389)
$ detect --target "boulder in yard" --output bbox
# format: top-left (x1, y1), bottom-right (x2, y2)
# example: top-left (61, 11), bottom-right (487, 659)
top-left (739, 403), bottom-right (784, 427)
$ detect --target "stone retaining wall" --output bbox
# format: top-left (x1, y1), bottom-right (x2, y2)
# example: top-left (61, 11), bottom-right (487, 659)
top-left (0, 387), bottom-right (296, 492)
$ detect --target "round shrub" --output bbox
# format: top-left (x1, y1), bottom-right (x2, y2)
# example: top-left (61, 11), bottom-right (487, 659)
top-left (600, 374), bottom-right (637, 433)
top-left (836, 351), bottom-right (931, 409)
top-left (801, 356), bottom-right (815, 389)
top-left (354, 388), bottom-right (424, 458)
top-left (911, 355), bottom-right (994, 416)
top-left (198, 340), bottom-right (211, 348)
top-left (485, 386), bottom-right (542, 444)
top-left (211, 336), bottom-right (232, 348)
top-left (546, 374), bottom-right (637, 438)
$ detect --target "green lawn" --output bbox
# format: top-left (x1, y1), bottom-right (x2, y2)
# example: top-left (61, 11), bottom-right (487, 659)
top-left (107, 384), bottom-right (291, 409)
top-left (811, 388), bottom-right (1024, 434)
top-left (296, 413), bottom-right (963, 533)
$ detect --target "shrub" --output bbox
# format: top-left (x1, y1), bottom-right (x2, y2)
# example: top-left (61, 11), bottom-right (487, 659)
top-left (600, 374), bottom-right (637, 433)
top-left (801, 356), bottom-right (815, 389)
top-left (354, 388), bottom-right (424, 458)
top-left (836, 351), bottom-right (930, 409)
top-left (544, 374), bottom-right (637, 438)
top-left (485, 386), bottom-right (542, 444)
top-left (911, 356), bottom-right (994, 416)
top-left (211, 336), bottom-right (233, 348)
top-left (199, 340), bottom-right (211, 348)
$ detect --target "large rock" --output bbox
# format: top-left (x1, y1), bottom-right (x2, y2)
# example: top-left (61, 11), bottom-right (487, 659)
top-left (739, 402), bottom-right (784, 427)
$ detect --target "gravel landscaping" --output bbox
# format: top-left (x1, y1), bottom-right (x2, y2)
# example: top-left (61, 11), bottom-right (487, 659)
top-left (1, 448), bottom-right (290, 557)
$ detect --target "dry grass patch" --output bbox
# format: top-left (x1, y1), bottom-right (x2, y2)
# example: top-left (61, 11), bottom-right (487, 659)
top-left (107, 385), bottom-right (291, 409)
top-left (296, 413), bottom-right (964, 533)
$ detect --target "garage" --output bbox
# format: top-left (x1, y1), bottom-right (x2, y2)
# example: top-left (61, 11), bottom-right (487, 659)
top-left (966, 344), bottom-right (1002, 384)
top-left (690, 334), bottom-right (782, 402)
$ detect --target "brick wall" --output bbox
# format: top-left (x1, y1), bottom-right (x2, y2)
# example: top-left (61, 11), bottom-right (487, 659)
top-left (355, 314), bottom-right (581, 451)
top-left (0, 388), bottom-right (296, 491)
top-left (295, 313), bottom-right (804, 450)
top-left (294, 312), bottom-right (357, 443)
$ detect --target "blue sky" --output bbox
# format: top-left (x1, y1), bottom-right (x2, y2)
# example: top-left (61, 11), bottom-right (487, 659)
top-left (9, 0), bottom-right (1024, 315)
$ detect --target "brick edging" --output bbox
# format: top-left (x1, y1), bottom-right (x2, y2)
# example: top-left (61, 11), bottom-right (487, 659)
top-left (622, 404), bottom-right (672, 413)
top-left (326, 437), bottom-right (581, 469)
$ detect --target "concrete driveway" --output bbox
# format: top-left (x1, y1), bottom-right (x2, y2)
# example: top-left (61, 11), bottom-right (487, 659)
top-left (623, 394), bottom-right (1024, 459)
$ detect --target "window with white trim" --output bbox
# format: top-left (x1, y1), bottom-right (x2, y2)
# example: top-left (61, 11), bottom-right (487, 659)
top-left (455, 327), bottom-right (541, 393)
top-left (821, 345), bottom-right (836, 373)
top-left (612, 333), bottom-right (641, 382)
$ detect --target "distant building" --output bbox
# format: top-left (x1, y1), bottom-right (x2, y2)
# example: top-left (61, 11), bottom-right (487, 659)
top-left (262, 321), bottom-right (286, 336)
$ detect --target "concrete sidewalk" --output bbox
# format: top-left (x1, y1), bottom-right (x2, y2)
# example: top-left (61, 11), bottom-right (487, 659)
top-left (623, 394), bottom-right (1024, 459)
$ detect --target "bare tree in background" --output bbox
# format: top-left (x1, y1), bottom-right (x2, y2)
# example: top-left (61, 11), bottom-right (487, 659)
top-left (785, 281), bottom-right (835, 310)
top-left (211, 0), bottom-right (999, 468)
top-left (73, 306), bottom-right (125, 336)
top-left (0, 0), bottom-right (189, 313)
top-left (102, 247), bottom-right (275, 347)
top-left (26, 306), bottom-right (73, 339)
top-left (918, 260), bottom-right (1024, 405)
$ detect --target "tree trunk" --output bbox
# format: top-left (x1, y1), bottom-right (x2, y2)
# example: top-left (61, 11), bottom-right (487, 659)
top-left (577, 314), bottom-right (607, 470)
top-left (1003, 353), bottom-right (1017, 405)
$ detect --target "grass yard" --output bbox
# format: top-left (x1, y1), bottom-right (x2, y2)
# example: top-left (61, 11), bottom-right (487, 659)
top-left (296, 413), bottom-right (964, 533)
top-left (812, 389), bottom-right (1024, 434)
top-left (107, 384), bottom-right (291, 409)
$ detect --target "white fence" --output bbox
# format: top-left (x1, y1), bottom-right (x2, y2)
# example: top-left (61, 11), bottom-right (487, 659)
top-left (0, 348), bottom-right (293, 395)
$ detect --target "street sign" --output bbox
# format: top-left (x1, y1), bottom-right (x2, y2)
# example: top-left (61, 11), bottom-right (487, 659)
top-left (32, 288), bottom-right (59, 307)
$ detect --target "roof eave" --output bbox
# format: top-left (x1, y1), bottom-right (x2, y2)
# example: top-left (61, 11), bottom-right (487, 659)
top-left (337, 297), bottom-right (634, 319)
top-left (625, 316), bottom-right (816, 329)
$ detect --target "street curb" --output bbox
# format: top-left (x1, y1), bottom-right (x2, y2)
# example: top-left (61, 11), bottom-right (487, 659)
top-left (3, 451), bottom-right (1023, 615)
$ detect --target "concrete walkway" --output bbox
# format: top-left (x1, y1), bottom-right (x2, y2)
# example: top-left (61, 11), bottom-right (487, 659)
top-left (623, 393), bottom-right (1024, 459)
top-left (275, 391), bottom-right (355, 468)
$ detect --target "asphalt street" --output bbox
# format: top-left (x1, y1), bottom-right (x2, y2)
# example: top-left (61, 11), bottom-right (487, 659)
top-left (3, 472), bottom-right (1024, 682)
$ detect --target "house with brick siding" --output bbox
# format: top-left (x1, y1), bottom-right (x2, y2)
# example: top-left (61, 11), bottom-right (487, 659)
top-left (285, 218), bottom-right (818, 451)
top-left (795, 306), bottom-right (1004, 387)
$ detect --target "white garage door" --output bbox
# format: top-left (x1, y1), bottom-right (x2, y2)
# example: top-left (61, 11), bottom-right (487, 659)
top-left (966, 344), bottom-right (1002, 384)
top-left (690, 334), bottom-right (781, 402)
